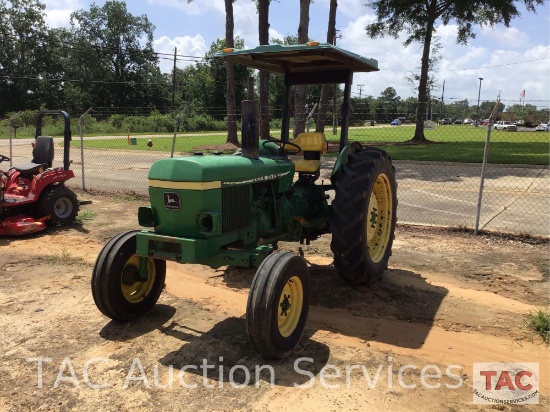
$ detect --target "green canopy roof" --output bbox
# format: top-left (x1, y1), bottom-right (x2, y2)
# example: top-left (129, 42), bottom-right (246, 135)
top-left (214, 42), bottom-right (379, 75)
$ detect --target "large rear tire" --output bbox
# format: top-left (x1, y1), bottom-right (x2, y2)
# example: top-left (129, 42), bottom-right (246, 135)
top-left (330, 147), bottom-right (397, 285)
top-left (91, 230), bottom-right (166, 321)
top-left (36, 185), bottom-right (79, 226)
top-left (246, 252), bottom-right (310, 358)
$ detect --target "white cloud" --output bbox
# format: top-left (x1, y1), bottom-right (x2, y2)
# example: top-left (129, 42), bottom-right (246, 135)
top-left (481, 26), bottom-right (531, 49)
top-left (42, 0), bottom-right (84, 28)
top-left (154, 35), bottom-right (208, 72)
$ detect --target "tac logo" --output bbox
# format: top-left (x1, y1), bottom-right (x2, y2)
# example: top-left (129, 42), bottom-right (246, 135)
top-left (473, 362), bottom-right (539, 405)
top-left (163, 192), bottom-right (180, 210)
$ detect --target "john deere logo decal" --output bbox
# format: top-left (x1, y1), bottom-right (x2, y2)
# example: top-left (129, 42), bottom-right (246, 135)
top-left (164, 192), bottom-right (180, 210)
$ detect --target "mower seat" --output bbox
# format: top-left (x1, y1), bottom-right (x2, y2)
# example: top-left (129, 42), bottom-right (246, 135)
top-left (287, 132), bottom-right (327, 174)
top-left (14, 136), bottom-right (54, 175)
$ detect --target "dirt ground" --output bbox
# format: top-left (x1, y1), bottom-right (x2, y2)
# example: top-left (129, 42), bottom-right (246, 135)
top-left (0, 190), bottom-right (548, 411)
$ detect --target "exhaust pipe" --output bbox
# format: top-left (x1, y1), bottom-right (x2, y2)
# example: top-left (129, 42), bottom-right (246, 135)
top-left (240, 100), bottom-right (259, 160)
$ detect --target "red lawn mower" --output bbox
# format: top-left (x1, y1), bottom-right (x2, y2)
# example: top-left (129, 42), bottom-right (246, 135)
top-left (0, 110), bottom-right (79, 235)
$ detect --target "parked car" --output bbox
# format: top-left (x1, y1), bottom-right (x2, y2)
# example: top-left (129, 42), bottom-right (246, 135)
top-left (364, 120), bottom-right (376, 126)
top-left (441, 118), bottom-right (452, 125)
top-left (390, 119), bottom-right (401, 126)
top-left (482, 119), bottom-right (490, 125)
top-left (463, 118), bottom-right (472, 124)
top-left (494, 121), bottom-right (517, 131)
top-left (535, 123), bottom-right (549, 131)
top-left (454, 119), bottom-right (463, 124)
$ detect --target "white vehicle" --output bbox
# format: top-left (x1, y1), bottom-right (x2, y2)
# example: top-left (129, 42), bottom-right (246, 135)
top-left (494, 121), bottom-right (517, 131)
top-left (535, 123), bottom-right (549, 131)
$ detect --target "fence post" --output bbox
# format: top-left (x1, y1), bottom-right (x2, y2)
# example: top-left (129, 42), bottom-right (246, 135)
top-left (171, 108), bottom-right (188, 158)
top-left (7, 112), bottom-right (21, 168)
top-left (79, 108), bottom-right (93, 191)
top-left (474, 102), bottom-right (500, 234)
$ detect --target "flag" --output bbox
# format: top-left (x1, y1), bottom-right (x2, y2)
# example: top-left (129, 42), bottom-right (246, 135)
top-left (520, 90), bottom-right (525, 98)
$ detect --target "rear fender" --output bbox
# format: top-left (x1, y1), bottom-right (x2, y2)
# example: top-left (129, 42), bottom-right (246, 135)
top-left (330, 141), bottom-right (363, 184)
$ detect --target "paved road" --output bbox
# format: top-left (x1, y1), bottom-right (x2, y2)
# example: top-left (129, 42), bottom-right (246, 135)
top-left (2, 138), bottom-right (548, 237)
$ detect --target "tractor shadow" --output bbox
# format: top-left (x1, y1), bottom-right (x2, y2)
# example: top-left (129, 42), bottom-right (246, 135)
top-left (221, 256), bottom-right (448, 350)
top-left (99, 304), bottom-right (177, 341)
top-left (157, 316), bottom-right (330, 388)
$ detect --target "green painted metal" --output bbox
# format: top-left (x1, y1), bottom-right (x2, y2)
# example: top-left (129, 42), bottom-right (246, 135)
top-left (331, 141), bottom-right (363, 184)
top-left (214, 43), bottom-right (379, 75)
top-left (149, 155), bottom-right (294, 188)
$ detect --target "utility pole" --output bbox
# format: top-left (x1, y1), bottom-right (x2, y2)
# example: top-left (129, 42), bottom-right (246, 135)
top-left (357, 84), bottom-right (365, 98)
top-left (440, 79), bottom-right (445, 120)
top-left (172, 47), bottom-right (177, 110)
top-left (476, 77), bottom-right (483, 126)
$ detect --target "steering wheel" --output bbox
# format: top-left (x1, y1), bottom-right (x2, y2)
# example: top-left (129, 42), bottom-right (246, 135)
top-left (0, 155), bottom-right (10, 164)
top-left (261, 138), bottom-right (302, 154)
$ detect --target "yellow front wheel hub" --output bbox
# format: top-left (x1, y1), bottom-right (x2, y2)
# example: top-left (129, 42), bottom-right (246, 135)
top-left (120, 254), bottom-right (156, 303)
top-left (366, 173), bottom-right (393, 263)
top-left (277, 276), bottom-right (304, 337)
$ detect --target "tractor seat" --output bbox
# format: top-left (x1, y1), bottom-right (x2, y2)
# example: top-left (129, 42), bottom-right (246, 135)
top-left (287, 132), bottom-right (327, 174)
top-left (14, 136), bottom-right (54, 175)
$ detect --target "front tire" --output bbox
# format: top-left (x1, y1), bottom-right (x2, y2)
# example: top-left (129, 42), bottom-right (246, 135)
top-left (36, 185), bottom-right (79, 226)
top-left (330, 147), bottom-right (397, 285)
top-left (91, 230), bottom-right (166, 321)
top-left (246, 252), bottom-right (310, 358)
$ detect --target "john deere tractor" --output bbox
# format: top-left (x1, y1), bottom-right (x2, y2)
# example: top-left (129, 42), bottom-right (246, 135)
top-left (92, 42), bottom-right (397, 358)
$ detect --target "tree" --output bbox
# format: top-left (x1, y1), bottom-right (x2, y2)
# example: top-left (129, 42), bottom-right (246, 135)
top-left (257, 0), bottom-right (271, 139)
top-left (69, 1), bottom-right (160, 110)
top-left (365, 0), bottom-right (545, 142)
top-left (223, 0), bottom-right (238, 145)
top-left (0, 0), bottom-right (61, 113)
top-left (316, 0), bottom-right (338, 133)
top-left (293, 0), bottom-right (311, 138)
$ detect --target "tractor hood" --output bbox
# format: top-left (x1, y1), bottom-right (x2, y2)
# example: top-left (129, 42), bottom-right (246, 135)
top-left (148, 155), bottom-right (294, 187)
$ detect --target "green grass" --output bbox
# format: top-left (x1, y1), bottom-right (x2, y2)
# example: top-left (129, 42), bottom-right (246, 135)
top-left (66, 125), bottom-right (549, 165)
top-left (75, 209), bottom-right (96, 224)
top-left (525, 308), bottom-right (550, 344)
top-left (45, 247), bottom-right (86, 265)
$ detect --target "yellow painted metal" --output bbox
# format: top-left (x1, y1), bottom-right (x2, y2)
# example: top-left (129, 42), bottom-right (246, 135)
top-left (366, 173), bottom-right (393, 263)
top-left (277, 275), bottom-right (304, 337)
top-left (148, 180), bottom-right (221, 190)
top-left (292, 159), bottom-right (321, 173)
top-left (121, 254), bottom-right (156, 303)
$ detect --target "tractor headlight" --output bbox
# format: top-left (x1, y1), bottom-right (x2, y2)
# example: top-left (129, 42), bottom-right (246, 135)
top-left (138, 206), bottom-right (155, 227)
top-left (197, 212), bottom-right (220, 234)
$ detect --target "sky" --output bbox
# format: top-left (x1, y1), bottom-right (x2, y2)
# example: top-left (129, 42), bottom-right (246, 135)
top-left (42, 0), bottom-right (550, 109)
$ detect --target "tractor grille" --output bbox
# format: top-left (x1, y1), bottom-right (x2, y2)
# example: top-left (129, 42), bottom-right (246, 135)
top-left (222, 185), bottom-right (251, 233)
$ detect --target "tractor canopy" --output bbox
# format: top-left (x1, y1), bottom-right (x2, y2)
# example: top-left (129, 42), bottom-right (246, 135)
top-left (214, 42), bottom-right (379, 77)
top-left (214, 42), bottom-right (379, 150)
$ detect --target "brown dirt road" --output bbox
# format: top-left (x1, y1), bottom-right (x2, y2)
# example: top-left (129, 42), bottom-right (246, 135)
top-left (0, 191), bottom-right (548, 411)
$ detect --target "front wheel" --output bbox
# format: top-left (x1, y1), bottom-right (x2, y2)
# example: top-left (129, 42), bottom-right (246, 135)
top-left (246, 252), bottom-right (310, 358)
top-left (91, 230), bottom-right (166, 321)
top-left (330, 147), bottom-right (397, 285)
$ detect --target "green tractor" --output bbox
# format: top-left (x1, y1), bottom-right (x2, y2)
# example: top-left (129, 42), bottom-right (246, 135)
top-left (91, 42), bottom-right (397, 358)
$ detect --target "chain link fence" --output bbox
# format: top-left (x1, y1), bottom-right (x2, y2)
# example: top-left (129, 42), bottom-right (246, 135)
top-left (1, 103), bottom-right (548, 238)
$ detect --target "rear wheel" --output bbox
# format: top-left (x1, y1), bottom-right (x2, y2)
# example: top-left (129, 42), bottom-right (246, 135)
top-left (36, 185), bottom-right (79, 226)
top-left (246, 252), bottom-right (310, 358)
top-left (92, 230), bottom-right (166, 321)
top-left (330, 147), bottom-right (397, 285)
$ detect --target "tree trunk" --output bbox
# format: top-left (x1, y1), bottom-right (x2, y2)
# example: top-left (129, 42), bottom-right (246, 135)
top-left (258, 0), bottom-right (270, 139)
top-left (225, 0), bottom-right (238, 145)
top-left (316, 0), bottom-right (337, 133)
top-left (412, 17), bottom-right (435, 142)
top-left (293, 0), bottom-right (310, 138)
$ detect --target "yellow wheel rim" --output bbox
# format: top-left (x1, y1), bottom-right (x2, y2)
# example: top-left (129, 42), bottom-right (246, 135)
top-left (366, 173), bottom-right (393, 263)
top-left (120, 254), bottom-right (156, 303)
top-left (277, 276), bottom-right (304, 337)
